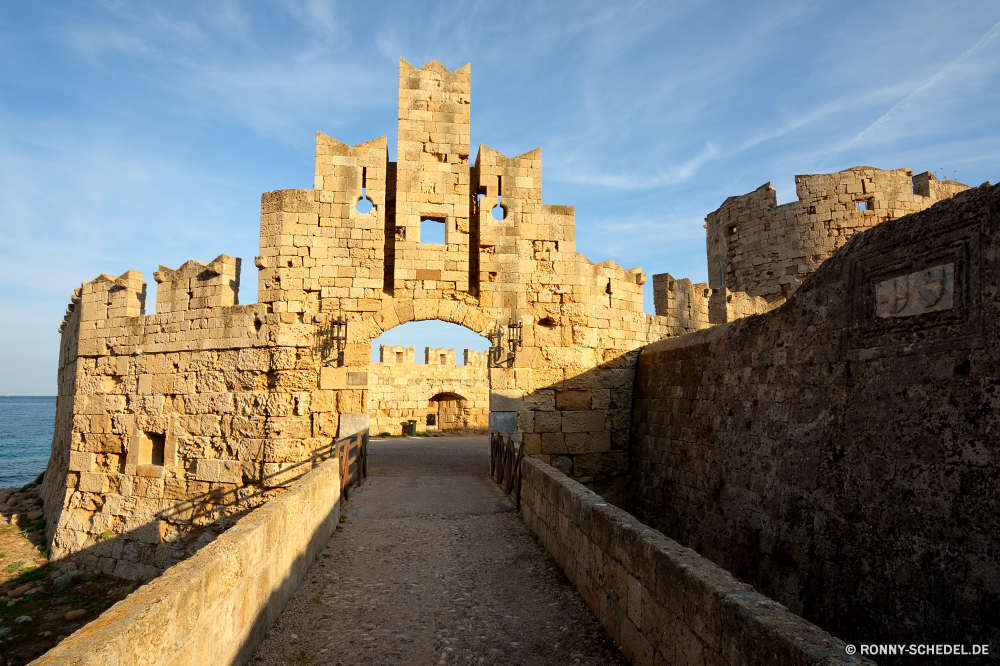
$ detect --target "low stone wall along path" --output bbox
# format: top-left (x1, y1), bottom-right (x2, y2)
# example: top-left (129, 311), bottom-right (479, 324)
top-left (249, 436), bottom-right (625, 666)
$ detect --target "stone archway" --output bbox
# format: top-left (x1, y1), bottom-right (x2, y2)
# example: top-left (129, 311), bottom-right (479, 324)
top-left (358, 301), bottom-right (498, 437)
top-left (44, 58), bottom-right (672, 568)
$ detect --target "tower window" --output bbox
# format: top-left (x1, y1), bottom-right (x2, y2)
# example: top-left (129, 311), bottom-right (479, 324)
top-left (420, 217), bottom-right (446, 244)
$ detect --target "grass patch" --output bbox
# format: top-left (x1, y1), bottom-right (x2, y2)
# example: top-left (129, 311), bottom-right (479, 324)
top-left (12, 566), bottom-right (45, 583)
top-left (3, 559), bottom-right (26, 573)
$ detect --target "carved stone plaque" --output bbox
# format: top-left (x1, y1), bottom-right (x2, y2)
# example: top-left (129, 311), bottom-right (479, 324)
top-left (875, 263), bottom-right (955, 318)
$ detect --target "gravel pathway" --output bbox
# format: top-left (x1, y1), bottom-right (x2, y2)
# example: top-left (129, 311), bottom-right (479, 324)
top-left (249, 436), bottom-right (626, 666)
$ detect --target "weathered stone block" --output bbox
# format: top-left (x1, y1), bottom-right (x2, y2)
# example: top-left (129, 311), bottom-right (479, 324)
top-left (561, 410), bottom-right (606, 433)
top-left (78, 472), bottom-right (109, 494)
top-left (489, 390), bottom-right (523, 412)
top-left (68, 450), bottom-right (95, 473)
top-left (193, 459), bottom-right (243, 484)
top-left (556, 389), bottom-right (591, 411)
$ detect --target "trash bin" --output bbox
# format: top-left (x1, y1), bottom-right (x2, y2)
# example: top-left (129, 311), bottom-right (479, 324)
top-left (407, 419), bottom-right (417, 436)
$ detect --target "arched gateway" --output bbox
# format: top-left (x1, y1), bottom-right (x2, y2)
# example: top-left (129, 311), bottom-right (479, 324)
top-left (42, 59), bottom-right (693, 577)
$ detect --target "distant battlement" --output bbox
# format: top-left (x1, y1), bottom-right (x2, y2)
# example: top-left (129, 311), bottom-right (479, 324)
top-left (377, 344), bottom-right (486, 366)
top-left (705, 167), bottom-right (971, 303)
top-left (650, 167), bottom-right (974, 329)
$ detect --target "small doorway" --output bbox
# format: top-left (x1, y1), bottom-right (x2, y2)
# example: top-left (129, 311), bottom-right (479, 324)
top-left (427, 392), bottom-right (467, 432)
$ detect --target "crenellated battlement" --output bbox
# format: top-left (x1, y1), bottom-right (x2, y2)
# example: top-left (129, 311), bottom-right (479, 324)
top-left (43, 57), bottom-right (679, 577)
top-left (154, 254), bottom-right (240, 313)
top-left (705, 166), bottom-right (971, 303)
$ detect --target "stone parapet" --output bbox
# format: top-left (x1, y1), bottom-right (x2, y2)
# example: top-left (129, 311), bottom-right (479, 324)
top-left (651, 273), bottom-right (710, 334)
top-left (706, 167), bottom-right (971, 303)
top-left (520, 457), bottom-right (873, 666)
top-left (708, 287), bottom-right (782, 325)
top-left (33, 457), bottom-right (341, 666)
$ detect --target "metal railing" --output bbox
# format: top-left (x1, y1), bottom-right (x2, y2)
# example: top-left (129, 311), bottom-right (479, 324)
top-left (490, 430), bottom-right (525, 510)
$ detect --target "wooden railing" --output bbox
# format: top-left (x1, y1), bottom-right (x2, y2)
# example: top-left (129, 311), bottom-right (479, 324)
top-left (335, 429), bottom-right (368, 501)
top-left (490, 430), bottom-right (525, 510)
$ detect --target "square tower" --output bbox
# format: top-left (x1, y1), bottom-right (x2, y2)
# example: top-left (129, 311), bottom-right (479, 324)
top-left (392, 59), bottom-right (474, 295)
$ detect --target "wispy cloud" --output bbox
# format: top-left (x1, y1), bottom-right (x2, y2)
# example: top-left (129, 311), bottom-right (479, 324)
top-left (849, 20), bottom-right (1000, 147)
top-left (551, 143), bottom-right (720, 190)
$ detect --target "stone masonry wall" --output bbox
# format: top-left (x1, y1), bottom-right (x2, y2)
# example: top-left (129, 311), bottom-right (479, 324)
top-left (35, 456), bottom-right (342, 666)
top-left (521, 457), bottom-right (873, 666)
top-left (629, 184), bottom-right (1000, 656)
top-left (708, 287), bottom-right (780, 325)
top-left (651, 273), bottom-right (710, 335)
top-left (42, 58), bottom-right (682, 571)
top-left (705, 168), bottom-right (970, 303)
top-left (369, 345), bottom-right (488, 435)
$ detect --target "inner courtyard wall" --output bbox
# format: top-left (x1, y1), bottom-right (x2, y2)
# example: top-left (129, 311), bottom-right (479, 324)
top-left (368, 345), bottom-right (489, 435)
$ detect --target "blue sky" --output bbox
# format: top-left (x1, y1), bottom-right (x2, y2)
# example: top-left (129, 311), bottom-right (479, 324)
top-left (1, 1), bottom-right (998, 393)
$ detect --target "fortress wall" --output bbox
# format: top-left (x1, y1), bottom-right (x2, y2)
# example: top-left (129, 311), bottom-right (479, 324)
top-left (651, 273), bottom-right (711, 335)
top-left (521, 457), bottom-right (873, 666)
top-left (39, 259), bottom-right (346, 574)
top-left (706, 168), bottom-right (971, 304)
top-left (368, 346), bottom-right (489, 435)
top-left (34, 456), bottom-right (342, 666)
top-left (629, 184), bottom-right (1000, 651)
top-left (707, 287), bottom-right (780, 325)
top-left (42, 58), bottom-right (695, 572)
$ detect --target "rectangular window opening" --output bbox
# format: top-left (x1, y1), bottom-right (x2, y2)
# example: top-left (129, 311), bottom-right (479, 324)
top-left (138, 432), bottom-right (165, 466)
top-left (420, 217), bottom-right (447, 244)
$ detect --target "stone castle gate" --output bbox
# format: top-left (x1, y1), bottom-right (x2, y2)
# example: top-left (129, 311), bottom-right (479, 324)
top-left (42, 59), bottom-right (693, 574)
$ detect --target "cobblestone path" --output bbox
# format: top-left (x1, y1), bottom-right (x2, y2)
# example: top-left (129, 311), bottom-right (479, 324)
top-left (250, 436), bottom-right (626, 666)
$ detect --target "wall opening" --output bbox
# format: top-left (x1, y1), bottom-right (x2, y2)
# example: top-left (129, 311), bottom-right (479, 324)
top-left (855, 199), bottom-right (873, 212)
top-left (370, 320), bottom-right (489, 364)
top-left (356, 166), bottom-right (374, 214)
top-left (491, 176), bottom-right (507, 220)
top-left (369, 320), bottom-right (491, 437)
top-left (427, 392), bottom-right (469, 432)
top-left (420, 217), bottom-right (446, 244)
top-left (138, 432), bottom-right (165, 466)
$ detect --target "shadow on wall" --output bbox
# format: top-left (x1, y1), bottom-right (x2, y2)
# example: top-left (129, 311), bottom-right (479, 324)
top-left (628, 183), bottom-right (1000, 658)
top-left (56, 437), bottom-right (361, 582)
top-left (33, 443), bottom-right (360, 666)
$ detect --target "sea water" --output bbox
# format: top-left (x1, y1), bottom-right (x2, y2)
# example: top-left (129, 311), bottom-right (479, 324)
top-left (0, 396), bottom-right (55, 489)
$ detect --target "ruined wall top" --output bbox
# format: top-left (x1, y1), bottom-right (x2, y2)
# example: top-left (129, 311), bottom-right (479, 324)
top-left (706, 166), bottom-right (971, 302)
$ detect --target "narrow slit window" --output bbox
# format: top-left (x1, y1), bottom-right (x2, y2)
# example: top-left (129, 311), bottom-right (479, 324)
top-left (491, 176), bottom-right (507, 220)
top-left (356, 167), bottom-right (373, 214)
